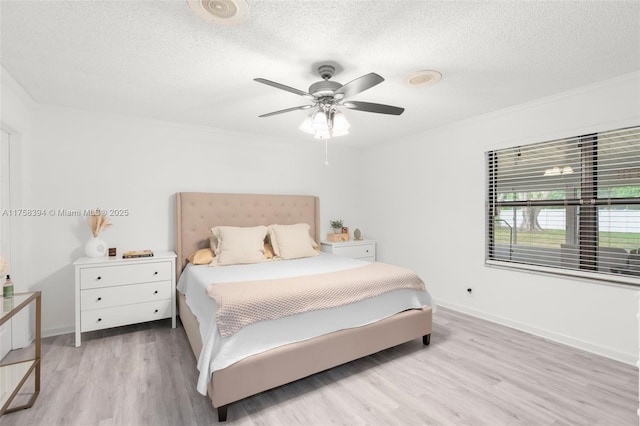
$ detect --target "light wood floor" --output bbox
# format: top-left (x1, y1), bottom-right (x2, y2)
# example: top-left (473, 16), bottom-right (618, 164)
top-left (2, 307), bottom-right (637, 426)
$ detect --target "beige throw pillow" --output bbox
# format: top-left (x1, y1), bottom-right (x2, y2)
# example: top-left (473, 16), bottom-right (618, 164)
top-left (264, 242), bottom-right (275, 259)
top-left (186, 248), bottom-right (215, 265)
top-left (268, 223), bottom-right (319, 260)
top-left (211, 225), bottom-right (268, 266)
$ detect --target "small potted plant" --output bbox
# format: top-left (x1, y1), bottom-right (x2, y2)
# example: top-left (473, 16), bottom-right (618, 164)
top-left (330, 219), bottom-right (344, 233)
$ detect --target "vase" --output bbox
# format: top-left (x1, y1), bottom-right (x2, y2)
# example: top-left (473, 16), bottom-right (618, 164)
top-left (332, 228), bottom-right (342, 234)
top-left (85, 236), bottom-right (107, 258)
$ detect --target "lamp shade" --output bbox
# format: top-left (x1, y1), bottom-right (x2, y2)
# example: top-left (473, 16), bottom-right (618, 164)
top-left (299, 115), bottom-right (315, 134)
top-left (312, 110), bottom-right (328, 131)
top-left (330, 128), bottom-right (349, 137)
top-left (332, 112), bottom-right (350, 131)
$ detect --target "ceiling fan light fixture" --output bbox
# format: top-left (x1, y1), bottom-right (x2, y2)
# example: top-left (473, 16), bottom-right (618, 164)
top-left (331, 128), bottom-right (349, 137)
top-left (406, 70), bottom-right (442, 87)
top-left (332, 112), bottom-right (350, 131)
top-left (299, 116), bottom-right (315, 134)
top-left (311, 110), bottom-right (329, 131)
top-left (186, 0), bottom-right (249, 26)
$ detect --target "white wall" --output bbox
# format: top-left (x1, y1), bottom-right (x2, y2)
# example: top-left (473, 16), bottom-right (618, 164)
top-left (361, 71), bottom-right (640, 364)
top-left (21, 104), bottom-right (363, 336)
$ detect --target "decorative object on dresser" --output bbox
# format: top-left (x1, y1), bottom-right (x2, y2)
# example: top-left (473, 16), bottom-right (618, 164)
top-left (329, 219), bottom-right (343, 233)
top-left (0, 291), bottom-right (41, 415)
top-left (73, 251), bottom-right (176, 347)
top-left (84, 208), bottom-right (111, 258)
top-left (327, 219), bottom-right (349, 242)
top-left (122, 249), bottom-right (154, 259)
top-left (353, 228), bottom-right (362, 240)
top-left (326, 233), bottom-right (349, 242)
top-left (321, 239), bottom-right (376, 262)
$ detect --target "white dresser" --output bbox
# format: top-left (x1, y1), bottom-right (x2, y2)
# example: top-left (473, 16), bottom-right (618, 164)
top-left (74, 251), bottom-right (176, 347)
top-left (321, 240), bottom-right (376, 262)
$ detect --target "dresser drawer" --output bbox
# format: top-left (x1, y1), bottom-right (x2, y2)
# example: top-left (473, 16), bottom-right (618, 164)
top-left (80, 261), bottom-right (172, 289)
top-left (80, 299), bottom-right (172, 332)
top-left (333, 244), bottom-right (376, 260)
top-left (81, 281), bottom-right (172, 311)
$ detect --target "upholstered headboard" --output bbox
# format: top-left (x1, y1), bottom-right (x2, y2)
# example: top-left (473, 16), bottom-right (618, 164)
top-left (175, 192), bottom-right (320, 277)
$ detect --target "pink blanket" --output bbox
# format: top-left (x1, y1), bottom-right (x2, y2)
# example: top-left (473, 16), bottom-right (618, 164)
top-left (207, 262), bottom-right (426, 337)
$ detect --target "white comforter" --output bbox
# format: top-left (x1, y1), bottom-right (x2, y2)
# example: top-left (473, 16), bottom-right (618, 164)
top-left (177, 253), bottom-right (432, 395)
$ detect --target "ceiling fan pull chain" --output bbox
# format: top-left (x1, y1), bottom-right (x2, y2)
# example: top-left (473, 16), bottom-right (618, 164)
top-left (325, 139), bottom-right (329, 166)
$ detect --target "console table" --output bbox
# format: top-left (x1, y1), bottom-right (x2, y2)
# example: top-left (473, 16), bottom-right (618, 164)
top-left (0, 292), bottom-right (41, 415)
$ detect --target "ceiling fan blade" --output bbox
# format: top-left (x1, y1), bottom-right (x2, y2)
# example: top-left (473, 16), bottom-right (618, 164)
top-left (334, 73), bottom-right (384, 98)
top-left (254, 78), bottom-right (315, 99)
top-left (343, 101), bottom-right (404, 115)
top-left (258, 105), bottom-right (312, 118)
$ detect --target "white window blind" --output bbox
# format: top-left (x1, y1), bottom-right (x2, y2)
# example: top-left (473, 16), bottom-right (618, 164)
top-left (486, 125), bottom-right (640, 285)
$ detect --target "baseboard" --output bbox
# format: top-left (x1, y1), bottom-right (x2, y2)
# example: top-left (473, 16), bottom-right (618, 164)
top-left (433, 298), bottom-right (637, 366)
top-left (43, 325), bottom-right (74, 339)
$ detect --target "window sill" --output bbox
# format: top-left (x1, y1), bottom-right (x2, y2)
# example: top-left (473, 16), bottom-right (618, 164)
top-left (485, 259), bottom-right (640, 289)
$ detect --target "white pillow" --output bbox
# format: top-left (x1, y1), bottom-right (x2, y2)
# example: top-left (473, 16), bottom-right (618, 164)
top-left (210, 226), bottom-right (268, 266)
top-left (268, 223), bottom-right (319, 260)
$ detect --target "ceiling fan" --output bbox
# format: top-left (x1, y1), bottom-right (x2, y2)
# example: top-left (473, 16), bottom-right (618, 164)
top-left (254, 65), bottom-right (404, 138)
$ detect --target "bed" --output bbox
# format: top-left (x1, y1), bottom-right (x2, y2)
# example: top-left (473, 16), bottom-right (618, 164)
top-left (175, 192), bottom-right (433, 422)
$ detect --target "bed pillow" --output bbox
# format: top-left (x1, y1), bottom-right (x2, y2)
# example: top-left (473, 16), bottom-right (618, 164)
top-left (209, 235), bottom-right (218, 254)
top-left (210, 225), bottom-right (268, 266)
top-left (268, 223), bottom-right (319, 260)
top-left (186, 248), bottom-right (215, 265)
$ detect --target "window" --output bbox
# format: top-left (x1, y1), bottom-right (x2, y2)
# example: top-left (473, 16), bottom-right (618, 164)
top-left (486, 125), bottom-right (640, 285)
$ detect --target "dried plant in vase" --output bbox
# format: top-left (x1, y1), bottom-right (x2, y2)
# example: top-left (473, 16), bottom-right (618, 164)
top-left (88, 207), bottom-right (111, 237)
top-left (85, 208), bottom-right (112, 257)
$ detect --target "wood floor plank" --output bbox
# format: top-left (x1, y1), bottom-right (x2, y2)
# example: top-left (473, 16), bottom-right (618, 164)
top-left (1, 307), bottom-right (637, 425)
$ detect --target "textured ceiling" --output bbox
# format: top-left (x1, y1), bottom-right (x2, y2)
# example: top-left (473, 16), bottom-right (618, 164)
top-left (1, 0), bottom-right (639, 147)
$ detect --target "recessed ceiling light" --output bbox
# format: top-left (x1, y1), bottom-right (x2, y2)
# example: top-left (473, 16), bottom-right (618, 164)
top-left (406, 70), bottom-right (442, 87)
top-left (186, 0), bottom-right (249, 26)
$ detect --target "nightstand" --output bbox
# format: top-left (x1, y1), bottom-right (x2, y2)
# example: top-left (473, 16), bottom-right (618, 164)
top-left (321, 240), bottom-right (376, 262)
top-left (74, 251), bottom-right (176, 347)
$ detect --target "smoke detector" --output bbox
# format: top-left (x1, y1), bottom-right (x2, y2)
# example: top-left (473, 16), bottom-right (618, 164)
top-left (187, 0), bottom-right (249, 26)
top-left (406, 70), bottom-right (442, 87)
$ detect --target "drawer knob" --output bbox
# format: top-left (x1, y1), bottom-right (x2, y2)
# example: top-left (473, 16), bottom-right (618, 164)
top-left (97, 297), bottom-right (102, 301)
top-left (154, 309), bottom-right (159, 313)
top-left (96, 276), bottom-right (102, 280)
top-left (97, 318), bottom-right (102, 322)
top-left (366, 250), bottom-right (369, 253)
top-left (153, 271), bottom-right (158, 275)
top-left (154, 290), bottom-right (158, 294)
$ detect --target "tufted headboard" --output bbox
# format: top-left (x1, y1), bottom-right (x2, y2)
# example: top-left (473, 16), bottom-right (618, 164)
top-left (175, 192), bottom-right (320, 277)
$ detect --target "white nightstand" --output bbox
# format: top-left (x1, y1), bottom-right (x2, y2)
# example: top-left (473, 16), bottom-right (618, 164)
top-left (74, 251), bottom-right (176, 347)
top-left (321, 240), bottom-right (376, 262)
